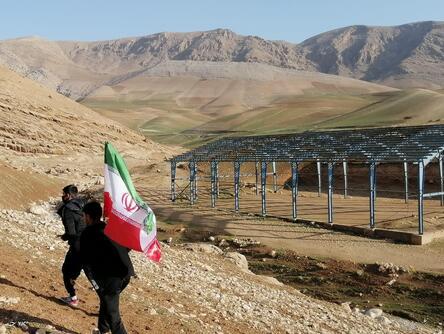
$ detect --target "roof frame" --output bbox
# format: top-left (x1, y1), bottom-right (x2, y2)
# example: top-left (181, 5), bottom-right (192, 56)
top-left (172, 125), bottom-right (444, 165)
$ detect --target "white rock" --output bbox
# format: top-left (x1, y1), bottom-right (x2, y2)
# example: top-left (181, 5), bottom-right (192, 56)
top-left (340, 302), bottom-right (352, 312)
top-left (29, 205), bottom-right (47, 216)
top-left (0, 296), bottom-right (20, 304)
top-left (218, 239), bottom-right (228, 247)
top-left (208, 236), bottom-right (215, 242)
top-left (387, 278), bottom-right (397, 286)
top-left (269, 250), bottom-right (277, 258)
top-left (95, 176), bottom-right (105, 185)
top-left (224, 252), bottom-right (249, 271)
top-left (365, 308), bottom-right (383, 318)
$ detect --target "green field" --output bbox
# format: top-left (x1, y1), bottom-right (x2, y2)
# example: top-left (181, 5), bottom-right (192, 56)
top-left (82, 88), bottom-right (444, 148)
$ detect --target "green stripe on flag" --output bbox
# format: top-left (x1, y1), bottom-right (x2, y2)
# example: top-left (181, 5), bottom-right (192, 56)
top-left (104, 142), bottom-right (144, 205)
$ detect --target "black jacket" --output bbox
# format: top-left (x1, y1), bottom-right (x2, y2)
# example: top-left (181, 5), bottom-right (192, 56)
top-left (80, 222), bottom-right (135, 285)
top-left (57, 198), bottom-right (85, 248)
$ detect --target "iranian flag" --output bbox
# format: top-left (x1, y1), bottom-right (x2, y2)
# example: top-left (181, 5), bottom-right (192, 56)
top-left (103, 142), bottom-right (161, 262)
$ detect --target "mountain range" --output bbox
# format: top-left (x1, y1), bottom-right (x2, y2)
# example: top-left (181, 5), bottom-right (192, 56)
top-left (0, 21), bottom-right (443, 100)
top-left (0, 21), bottom-right (443, 146)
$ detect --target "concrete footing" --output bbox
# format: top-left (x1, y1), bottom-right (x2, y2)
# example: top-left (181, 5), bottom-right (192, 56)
top-left (249, 213), bottom-right (442, 245)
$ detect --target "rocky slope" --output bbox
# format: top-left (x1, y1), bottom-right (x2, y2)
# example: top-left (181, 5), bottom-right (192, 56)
top-left (0, 64), bottom-right (177, 208)
top-left (0, 199), bottom-right (434, 333)
top-left (0, 21), bottom-right (443, 100)
top-left (0, 65), bottom-right (172, 155)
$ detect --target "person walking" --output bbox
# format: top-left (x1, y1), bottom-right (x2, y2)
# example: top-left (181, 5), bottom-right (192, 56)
top-left (80, 201), bottom-right (134, 334)
top-left (57, 184), bottom-right (85, 307)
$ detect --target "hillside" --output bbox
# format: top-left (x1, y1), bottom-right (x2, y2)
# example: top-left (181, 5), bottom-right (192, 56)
top-left (0, 65), bottom-right (171, 154)
top-left (316, 89), bottom-right (444, 129)
top-left (0, 65), bottom-right (175, 208)
top-left (0, 21), bottom-right (443, 102)
top-left (81, 61), bottom-right (396, 145)
top-left (299, 21), bottom-right (444, 89)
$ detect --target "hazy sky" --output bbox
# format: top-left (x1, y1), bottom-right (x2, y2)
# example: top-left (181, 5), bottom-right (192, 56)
top-left (1, 0), bottom-right (443, 43)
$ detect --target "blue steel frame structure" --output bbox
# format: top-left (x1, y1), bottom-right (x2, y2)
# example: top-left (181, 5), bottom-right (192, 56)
top-left (170, 125), bottom-right (444, 235)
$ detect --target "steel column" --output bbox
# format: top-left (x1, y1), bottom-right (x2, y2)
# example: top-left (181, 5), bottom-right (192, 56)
top-left (343, 160), bottom-right (348, 198)
top-left (418, 160), bottom-right (425, 235)
top-left (170, 161), bottom-right (176, 202)
top-left (439, 154), bottom-right (444, 206)
top-left (255, 161), bottom-right (259, 196)
top-left (261, 161), bottom-right (267, 217)
top-left (234, 161), bottom-right (241, 212)
top-left (215, 161), bottom-right (219, 198)
top-left (403, 160), bottom-right (409, 203)
top-left (189, 161), bottom-right (196, 205)
top-left (210, 160), bottom-right (217, 208)
top-left (317, 160), bottom-right (322, 196)
top-left (327, 162), bottom-right (333, 224)
top-left (291, 162), bottom-right (298, 221)
top-left (369, 162), bottom-right (376, 229)
top-left (272, 161), bottom-right (278, 193)
top-left (193, 162), bottom-right (198, 201)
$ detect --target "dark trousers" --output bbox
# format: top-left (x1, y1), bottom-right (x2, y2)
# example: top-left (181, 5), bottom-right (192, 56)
top-left (62, 247), bottom-right (82, 296)
top-left (97, 277), bottom-right (130, 334)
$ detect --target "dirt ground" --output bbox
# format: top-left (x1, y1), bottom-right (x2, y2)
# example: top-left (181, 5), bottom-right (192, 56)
top-left (170, 161), bottom-right (444, 234)
top-left (0, 243), bottom-right (253, 334)
top-left (137, 186), bottom-right (444, 274)
top-left (246, 248), bottom-right (444, 326)
top-left (0, 163), bottom-right (64, 210)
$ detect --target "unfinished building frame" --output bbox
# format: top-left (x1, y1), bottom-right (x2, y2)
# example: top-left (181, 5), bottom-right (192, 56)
top-left (170, 125), bottom-right (444, 235)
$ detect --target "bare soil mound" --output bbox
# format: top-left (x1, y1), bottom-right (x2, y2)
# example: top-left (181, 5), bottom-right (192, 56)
top-left (0, 163), bottom-right (63, 209)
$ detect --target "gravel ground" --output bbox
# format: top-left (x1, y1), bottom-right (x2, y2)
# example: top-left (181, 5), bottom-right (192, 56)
top-left (0, 200), bottom-right (439, 334)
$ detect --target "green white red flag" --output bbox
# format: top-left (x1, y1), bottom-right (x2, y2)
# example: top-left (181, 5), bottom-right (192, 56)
top-left (103, 142), bottom-right (161, 262)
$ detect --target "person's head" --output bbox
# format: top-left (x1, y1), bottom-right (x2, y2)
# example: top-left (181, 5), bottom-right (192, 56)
top-left (62, 184), bottom-right (78, 203)
top-left (83, 201), bottom-right (103, 225)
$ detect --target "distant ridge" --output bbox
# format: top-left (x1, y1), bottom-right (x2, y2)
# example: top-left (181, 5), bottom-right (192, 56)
top-left (0, 21), bottom-right (442, 100)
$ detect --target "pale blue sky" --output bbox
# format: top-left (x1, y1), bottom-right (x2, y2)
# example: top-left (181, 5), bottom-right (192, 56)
top-left (1, 0), bottom-right (443, 43)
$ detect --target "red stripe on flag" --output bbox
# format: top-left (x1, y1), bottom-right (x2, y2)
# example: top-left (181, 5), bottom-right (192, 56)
top-left (104, 191), bottom-right (113, 218)
top-left (105, 210), bottom-right (142, 252)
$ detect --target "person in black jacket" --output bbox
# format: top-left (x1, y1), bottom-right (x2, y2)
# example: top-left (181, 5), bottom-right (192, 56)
top-left (80, 201), bottom-right (134, 334)
top-left (57, 184), bottom-right (85, 307)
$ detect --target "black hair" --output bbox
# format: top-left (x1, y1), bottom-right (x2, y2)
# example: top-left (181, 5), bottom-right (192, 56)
top-left (83, 201), bottom-right (103, 221)
top-left (63, 184), bottom-right (78, 195)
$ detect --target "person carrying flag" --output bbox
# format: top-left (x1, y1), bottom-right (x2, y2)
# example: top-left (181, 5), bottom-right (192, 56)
top-left (81, 200), bottom-right (134, 334)
top-left (78, 142), bottom-right (160, 333)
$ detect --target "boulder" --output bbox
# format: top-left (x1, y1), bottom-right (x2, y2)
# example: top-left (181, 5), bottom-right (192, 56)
top-left (29, 204), bottom-right (47, 216)
top-left (364, 308), bottom-right (383, 318)
top-left (224, 252), bottom-right (249, 271)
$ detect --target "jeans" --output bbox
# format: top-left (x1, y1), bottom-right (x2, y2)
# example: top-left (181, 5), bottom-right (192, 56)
top-left (97, 276), bottom-right (130, 334)
top-left (62, 247), bottom-right (82, 296)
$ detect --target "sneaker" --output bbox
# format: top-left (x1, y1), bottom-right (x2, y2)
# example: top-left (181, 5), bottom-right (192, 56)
top-left (60, 295), bottom-right (79, 307)
top-left (91, 329), bottom-right (110, 334)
